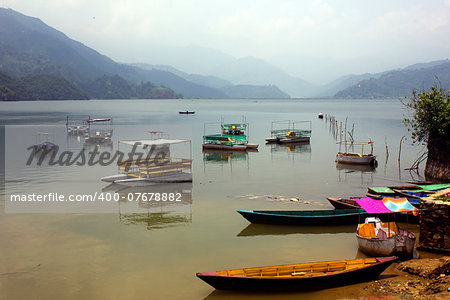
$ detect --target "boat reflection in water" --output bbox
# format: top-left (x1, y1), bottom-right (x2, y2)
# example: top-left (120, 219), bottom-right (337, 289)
top-left (269, 143), bottom-right (311, 161)
top-left (336, 163), bottom-right (376, 185)
top-left (103, 182), bottom-right (193, 230)
top-left (203, 149), bottom-right (249, 164)
top-left (202, 149), bottom-right (252, 176)
top-left (237, 223), bottom-right (355, 237)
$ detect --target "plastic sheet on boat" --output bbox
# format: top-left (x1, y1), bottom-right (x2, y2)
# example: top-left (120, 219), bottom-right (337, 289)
top-left (354, 197), bottom-right (418, 215)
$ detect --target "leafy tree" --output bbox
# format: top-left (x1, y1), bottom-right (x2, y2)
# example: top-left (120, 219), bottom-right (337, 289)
top-left (404, 85), bottom-right (450, 180)
top-left (404, 86), bottom-right (450, 143)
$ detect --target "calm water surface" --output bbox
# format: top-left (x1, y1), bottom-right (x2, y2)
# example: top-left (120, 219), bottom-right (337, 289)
top-left (0, 99), bottom-right (426, 299)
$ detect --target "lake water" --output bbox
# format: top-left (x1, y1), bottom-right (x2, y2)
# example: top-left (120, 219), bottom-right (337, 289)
top-left (0, 99), bottom-right (427, 299)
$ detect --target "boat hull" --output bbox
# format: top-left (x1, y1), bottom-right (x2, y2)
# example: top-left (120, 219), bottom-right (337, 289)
top-left (196, 257), bottom-right (397, 291)
top-left (237, 209), bottom-right (398, 226)
top-left (336, 153), bottom-right (376, 165)
top-left (265, 137), bottom-right (310, 144)
top-left (101, 173), bottom-right (192, 186)
top-left (202, 143), bottom-right (256, 151)
top-left (357, 229), bottom-right (416, 258)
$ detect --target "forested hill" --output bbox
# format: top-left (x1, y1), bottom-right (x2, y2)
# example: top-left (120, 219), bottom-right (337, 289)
top-left (0, 71), bottom-right (89, 100)
top-left (0, 8), bottom-right (225, 99)
top-left (335, 62), bottom-right (450, 98)
top-left (0, 71), bottom-right (182, 101)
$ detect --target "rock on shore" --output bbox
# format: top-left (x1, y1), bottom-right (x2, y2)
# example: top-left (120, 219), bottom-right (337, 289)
top-left (363, 256), bottom-right (450, 299)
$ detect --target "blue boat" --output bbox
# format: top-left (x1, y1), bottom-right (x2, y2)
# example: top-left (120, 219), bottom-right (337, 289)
top-left (237, 209), bottom-right (398, 226)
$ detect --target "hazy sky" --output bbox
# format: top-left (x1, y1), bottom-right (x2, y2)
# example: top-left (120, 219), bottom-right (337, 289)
top-left (2, 0), bottom-right (450, 83)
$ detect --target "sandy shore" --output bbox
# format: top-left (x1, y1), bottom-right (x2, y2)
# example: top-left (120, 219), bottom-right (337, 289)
top-left (360, 256), bottom-right (449, 299)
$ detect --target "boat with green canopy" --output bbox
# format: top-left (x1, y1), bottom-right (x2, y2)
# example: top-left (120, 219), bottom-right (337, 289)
top-left (203, 121), bottom-right (258, 151)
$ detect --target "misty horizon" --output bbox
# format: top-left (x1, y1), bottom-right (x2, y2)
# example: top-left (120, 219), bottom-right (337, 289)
top-left (3, 0), bottom-right (450, 85)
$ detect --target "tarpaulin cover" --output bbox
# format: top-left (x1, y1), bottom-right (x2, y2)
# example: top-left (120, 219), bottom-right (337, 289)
top-left (382, 197), bottom-right (419, 215)
top-left (354, 197), bottom-right (392, 213)
top-left (354, 197), bottom-right (418, 215)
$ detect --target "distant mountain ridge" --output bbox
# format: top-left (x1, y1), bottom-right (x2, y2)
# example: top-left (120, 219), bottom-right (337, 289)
top-left (206, 56), bottom-right (316, 97)
top-left (132, 63), bottom-right (290, 98)
top-left (1, 8), bottom-right (449, 100)
top-left (335, 62), bottom-right (450, 98)
top-left (0, 8), bottom-right (229, 99)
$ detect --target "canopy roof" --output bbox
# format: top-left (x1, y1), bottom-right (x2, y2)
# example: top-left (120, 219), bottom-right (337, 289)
top-left (119, 139), bottom-right (190, 146)
top-left (354, 197), bottom-right (418, 214)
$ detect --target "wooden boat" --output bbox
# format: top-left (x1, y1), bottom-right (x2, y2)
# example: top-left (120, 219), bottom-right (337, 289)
top-left (196, 256), bottom-right (398, 291)
top-left (369, 184), bottom-right (449, 197)
top-left (391, 189), bottom-right (431, 199)
top-left (326, 197), bottom-right (420, 223)
top-left (336, 152), bottom-right (377, 165)
top-left (336, 141), bottom-right (377, 166)
top-left (357, 217), bottom-right (416, 258)
top-left (179, 111), bottom-right (195, 114)
top-left (237, 209), bottom-right (394, 226)
top-left (265, 120), bottom-right (312, 144)
top-left (327, 196), bottom-right (421, 209)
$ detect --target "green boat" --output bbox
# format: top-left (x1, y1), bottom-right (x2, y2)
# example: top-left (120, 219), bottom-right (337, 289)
top-left (203, 122), bottom-right (258, 151)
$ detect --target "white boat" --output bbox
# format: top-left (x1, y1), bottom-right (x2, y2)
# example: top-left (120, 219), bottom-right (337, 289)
top-left (101, 138), bottom-right (192, 186)
top-left (336, 152), bottom-right (377, 165)
top-left (66, 115), bottom-right (90, 134)
top-left (336, 141), bottom-right (377, 166)
top-left (85, 118), bottom-right (113, 144)
top-left (356, 217), bottom-right (416, 258)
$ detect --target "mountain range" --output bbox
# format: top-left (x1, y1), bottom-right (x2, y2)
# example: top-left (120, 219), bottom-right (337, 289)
top-left (0, 7), bottom-right (449, 100)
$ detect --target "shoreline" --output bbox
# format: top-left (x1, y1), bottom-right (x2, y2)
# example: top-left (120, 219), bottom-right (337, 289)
top-left (359, 255), bottom-right (450, 299)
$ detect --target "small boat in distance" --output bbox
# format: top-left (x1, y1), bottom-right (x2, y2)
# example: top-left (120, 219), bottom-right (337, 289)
top-left (66, 115), bottom-right (90, 134)
top-left (196, 256), bottom-right (397, 291)
top-left (357, 217), bottom-right (416, 258)
top-left (179, 111), bottom-right (195, 114)
top-left (318, 112), bottom-right (324, 119)
top-left (85, 118), bottom-right (113, 144)
top-left (336, 141), bottom-right (377, 166)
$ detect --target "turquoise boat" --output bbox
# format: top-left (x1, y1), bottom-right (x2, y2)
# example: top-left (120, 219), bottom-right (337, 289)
top-left (237, 209), bottom-right (397, 226)
top-left (203, 123), bottom-right (258, 151)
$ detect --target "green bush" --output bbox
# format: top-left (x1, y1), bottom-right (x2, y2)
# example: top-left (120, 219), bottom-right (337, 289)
top-left (404, 86), bottom-right (450, 144)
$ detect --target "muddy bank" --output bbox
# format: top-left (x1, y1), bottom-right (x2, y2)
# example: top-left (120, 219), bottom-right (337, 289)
top-left (361, 256), bottom-right (450, 299)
